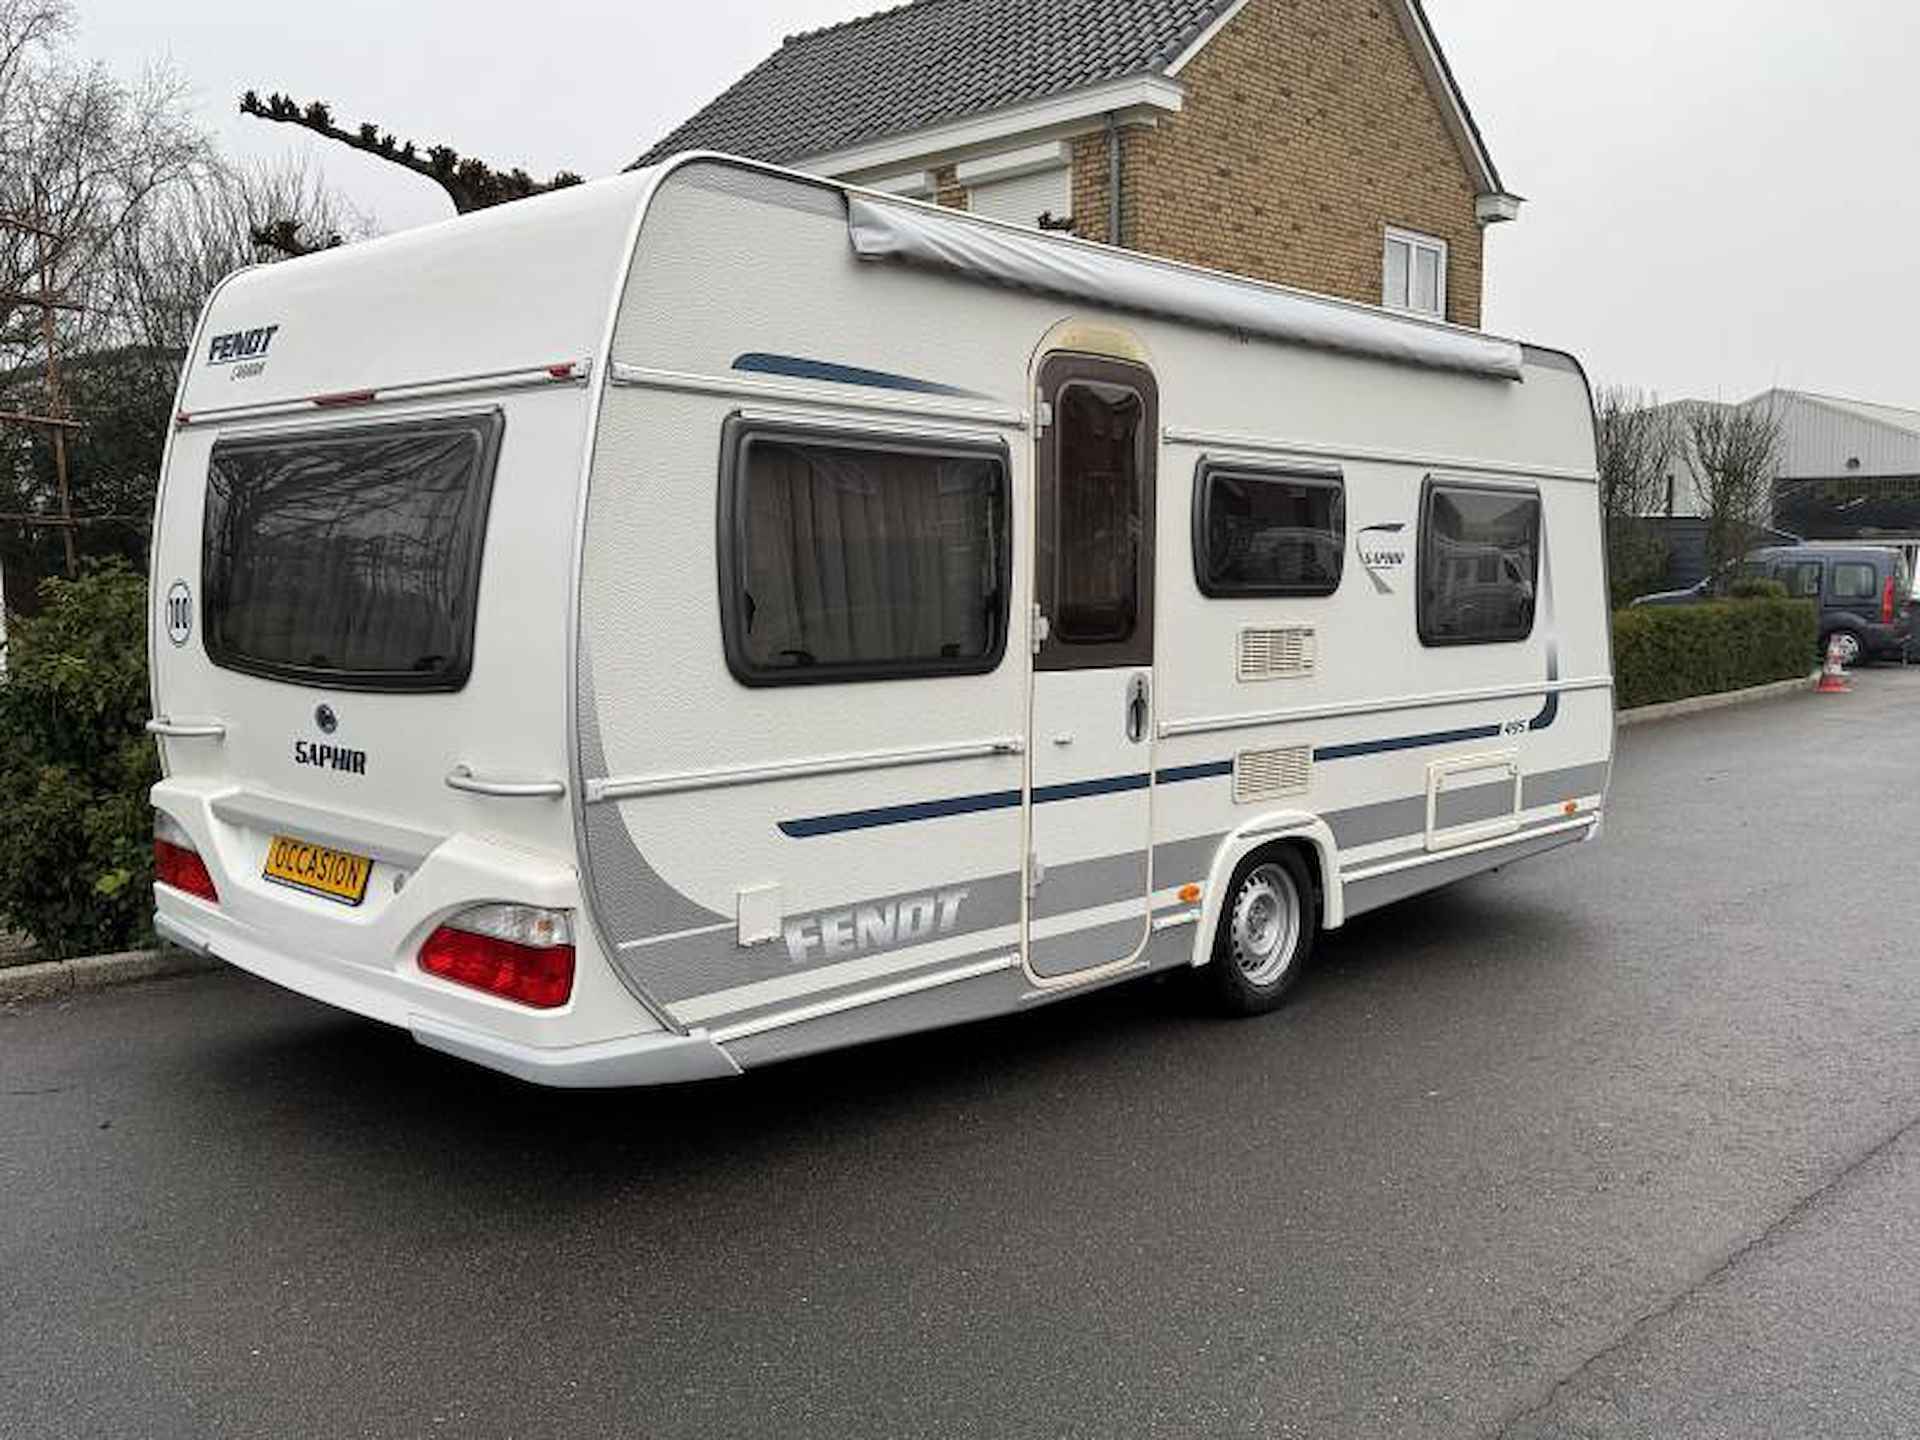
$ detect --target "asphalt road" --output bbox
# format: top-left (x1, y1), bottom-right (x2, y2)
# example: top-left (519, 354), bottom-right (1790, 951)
top-left (6, 672), bottom-right (1920, 1440)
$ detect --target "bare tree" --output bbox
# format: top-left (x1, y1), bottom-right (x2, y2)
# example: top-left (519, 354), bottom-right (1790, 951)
top-left (1595, 385), bottom-right (1680, 603)
top-left (112, 154), bottom-right (375, 357)
top-left (2, 3), bottom-right (370, 609)
top-left (1688, 398), bottom-right (1784, 577)
top-left (239, 89), bottom-right (582, 218)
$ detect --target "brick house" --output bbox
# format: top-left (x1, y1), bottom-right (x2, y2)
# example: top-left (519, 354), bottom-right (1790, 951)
top-left (636, 0), bottom-right (1520, 328)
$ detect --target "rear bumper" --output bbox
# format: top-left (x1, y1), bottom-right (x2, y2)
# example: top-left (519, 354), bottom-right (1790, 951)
top-left (150, 775), bottom-right (735, 1089)
top-left (156, 904), bottom-right (739, 1088)
top-left (1863, 621), bottom-right (1911, 657)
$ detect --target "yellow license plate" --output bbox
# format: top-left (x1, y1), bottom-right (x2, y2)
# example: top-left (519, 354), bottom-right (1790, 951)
top-left (262, 835), bottom-right (373, 906)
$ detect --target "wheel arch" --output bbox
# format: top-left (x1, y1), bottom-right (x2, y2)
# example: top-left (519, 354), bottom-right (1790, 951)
top-left (1187, 812), bottom-right (1344, 968)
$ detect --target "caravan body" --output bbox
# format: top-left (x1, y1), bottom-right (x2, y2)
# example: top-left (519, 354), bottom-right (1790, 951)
top-left (149, 155), bottom-right (1612, 1087)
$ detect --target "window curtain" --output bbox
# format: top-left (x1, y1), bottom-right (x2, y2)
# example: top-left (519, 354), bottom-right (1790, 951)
top-left (741, 442), bottom-right (999, 670)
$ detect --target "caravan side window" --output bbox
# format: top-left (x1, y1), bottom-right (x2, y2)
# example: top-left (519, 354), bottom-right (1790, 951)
top-left (1192, 461), bottom-right (1345, 598)
top-left (1417, 481), bottom-right (1541, 646)
top-left (718, 420), bottom-right (1011, 686)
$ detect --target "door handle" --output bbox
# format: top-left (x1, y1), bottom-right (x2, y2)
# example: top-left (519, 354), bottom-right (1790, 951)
top-left (446, 765), bottom-right (567, 799)
top-left (1125, 673), bottom-right (1150, 744)
top-left (146, 717), bottom-right (227, 739)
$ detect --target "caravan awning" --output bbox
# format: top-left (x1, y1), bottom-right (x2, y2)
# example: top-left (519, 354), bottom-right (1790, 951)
top-left (847, 195), bottom-right (1525, 382)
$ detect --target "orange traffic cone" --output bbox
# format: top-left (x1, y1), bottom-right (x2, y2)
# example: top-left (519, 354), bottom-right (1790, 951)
top-left (1816, 633), bottom-right (1851, 694)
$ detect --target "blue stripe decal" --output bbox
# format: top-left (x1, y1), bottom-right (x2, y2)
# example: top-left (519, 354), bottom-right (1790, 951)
top-left (778, 727), bottom-right (1510, 839)
top-left (1313, 724), bottom-right (1504, 762)
top-left (733, 353), bottom-right (986, 399)
top-left (1033, 771), bottom-right (1151, 804)
top-left (1157, 760), bottom-right (1235, 784)
top-left (779, 788), bottom-right (1023, 838)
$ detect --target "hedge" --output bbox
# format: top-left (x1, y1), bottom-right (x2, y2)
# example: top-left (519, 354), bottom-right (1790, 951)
top-left (1612, 598), bottom-right (1818, 710)
top-left (0, 563), bottom-right (159, 960)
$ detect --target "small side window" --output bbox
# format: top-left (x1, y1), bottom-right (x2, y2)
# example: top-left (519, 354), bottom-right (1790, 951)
top-left (1384, 228), bottom-right (1448, 320)
top-left (717, 419), bottom-right (1011, 686)
top-left (1830, 561), bottom-right (1877, 600)
top-left (1773, 560), bottom-right (1822, 599)
top-left (1417, 481), bottom-right (1540, 646)
top-left (1192, 461), bottom-right (1345, 598)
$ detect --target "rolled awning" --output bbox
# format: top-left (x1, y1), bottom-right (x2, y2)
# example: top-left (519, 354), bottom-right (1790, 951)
top-left (847, 195), bottom-right (1525, 382)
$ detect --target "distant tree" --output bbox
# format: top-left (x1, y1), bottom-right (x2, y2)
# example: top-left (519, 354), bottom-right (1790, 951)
top-left (238, 90), bottom-right (583, 224)
top-left (1, 0), bottom-right (369, 611)
top-left (1595, 386), bottom-right (1679, 605)
top-left (1689, 399), bottom-right (1784, 579)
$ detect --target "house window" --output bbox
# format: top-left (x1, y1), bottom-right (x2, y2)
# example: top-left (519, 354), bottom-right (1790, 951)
top-left (1417, 481), bottom-right (1540, 646)
top-left (1193, 461), bottom-right (1345, 597)
top-left (955, 143), bottom-right (1073, 230)
top-left (717, 420), bottom-right (1011, 686)
top-left (1384, 228), bottom-right (1448, 319)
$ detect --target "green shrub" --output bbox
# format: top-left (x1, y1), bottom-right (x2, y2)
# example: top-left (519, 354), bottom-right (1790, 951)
top-left (0, 563), bottom-right (160, 960)
top-left (1612, 598), bottom-right (1817, 710)
top-left (1727, 577), bottom-right (1789, 600)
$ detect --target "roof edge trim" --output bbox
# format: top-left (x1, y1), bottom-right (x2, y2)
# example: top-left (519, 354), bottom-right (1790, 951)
top-left (791, 74), bottom-right (1185, 180)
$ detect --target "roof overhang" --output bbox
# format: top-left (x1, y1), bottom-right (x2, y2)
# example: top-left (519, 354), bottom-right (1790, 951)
top-left (794, 0), bottom-right (1517, 221)
top-left (795, 74), bottom-right (1186, 184)
top-left (1387, 0), bottom-right (1518, 219)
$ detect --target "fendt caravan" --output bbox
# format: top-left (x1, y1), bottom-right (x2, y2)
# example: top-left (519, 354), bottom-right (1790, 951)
top-left (148, 155), bottom-right (1613, 1087)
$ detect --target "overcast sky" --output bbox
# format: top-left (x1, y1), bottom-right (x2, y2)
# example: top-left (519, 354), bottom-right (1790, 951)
top-left (76, 0), bottom-right (1920, 406)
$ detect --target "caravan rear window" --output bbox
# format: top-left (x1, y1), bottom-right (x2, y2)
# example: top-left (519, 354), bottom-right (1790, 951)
top-left (719, 421), bottom-right (1010, 685)
top-left (1417, 481), bottom-right (1540, 646)
top-left (201, 412), bottom-right (503, 691)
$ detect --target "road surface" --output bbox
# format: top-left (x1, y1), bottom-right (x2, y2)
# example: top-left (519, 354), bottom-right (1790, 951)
top-left (5, 672), bottom-right (1919, 1438)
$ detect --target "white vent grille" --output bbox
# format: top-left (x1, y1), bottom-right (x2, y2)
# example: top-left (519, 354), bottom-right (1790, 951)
top-left (1234, 745), bottom-right (1313, 803)
top-left (1237, 626), bottom-right (1317, 681)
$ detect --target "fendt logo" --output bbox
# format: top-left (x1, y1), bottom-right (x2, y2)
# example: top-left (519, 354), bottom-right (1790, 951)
top-left (784, 888), bottom-right (970, 966)
top-left (207, 324), bottom-right (280, 366)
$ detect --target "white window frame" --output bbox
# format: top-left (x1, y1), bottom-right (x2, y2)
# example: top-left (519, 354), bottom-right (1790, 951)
top-left (1383, 227), bottom-right (1449, 320)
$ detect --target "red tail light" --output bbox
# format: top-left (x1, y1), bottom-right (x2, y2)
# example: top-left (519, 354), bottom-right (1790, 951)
top-left (420, 904), bottom-right (575, 1009)
top-left (153, 812), bottom-right (218, 903)
top-left (1883, 575), bottom-right (1897, 624)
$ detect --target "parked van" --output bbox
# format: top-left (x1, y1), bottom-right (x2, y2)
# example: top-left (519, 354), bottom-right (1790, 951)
top-left (148, 155), bottom-right (1613, 1088)
top-left (1634, 543), bottom-right (1912, 664)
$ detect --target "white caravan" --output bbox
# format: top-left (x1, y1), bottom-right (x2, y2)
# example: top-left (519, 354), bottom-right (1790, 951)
top-left (148, 155), bottom-right (1612, 1088)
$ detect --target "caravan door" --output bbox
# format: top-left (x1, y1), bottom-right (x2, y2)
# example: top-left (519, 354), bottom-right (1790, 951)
top-left (1026, 353), bottom-right (1158, 980)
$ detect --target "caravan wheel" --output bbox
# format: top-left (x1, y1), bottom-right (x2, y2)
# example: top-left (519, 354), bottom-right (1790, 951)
top-left (1208, 848), bottom-right (1317, 1017)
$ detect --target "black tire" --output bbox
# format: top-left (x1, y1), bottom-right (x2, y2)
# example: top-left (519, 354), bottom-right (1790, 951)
top-left (1206, 845), bottom-right (1318, 1017)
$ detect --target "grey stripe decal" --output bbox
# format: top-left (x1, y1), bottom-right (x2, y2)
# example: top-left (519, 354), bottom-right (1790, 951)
top-left (588, 758), bottom-right (1609, 1008)
top-left (1434, 778), bottom-right (1517, 833)
top-left (1522, 763), bottom-right (1609, 809)
top-left (1030, 915), bottom-right (1150, 980)
top-left (722, 924), bottom-right (1197, 1070)
top-left (1031, 849), bottom-right (1148, 921)
top-left (1343, 826), bottom-right (1586, 918)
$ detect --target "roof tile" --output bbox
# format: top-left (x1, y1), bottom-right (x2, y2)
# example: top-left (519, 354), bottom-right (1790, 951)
top-left (634, 0), bottom-right (1229, 168)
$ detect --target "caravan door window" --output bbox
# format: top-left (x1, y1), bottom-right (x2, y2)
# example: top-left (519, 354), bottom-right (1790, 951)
top-left (719, 422), bottom-right (1010, 686)
top-left (201, 411), bottom-right (503, 692)
top-left (1193, 462), bottom-right (1345, 597)
top-left (1417, 481), bottom-right (1541, 646)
